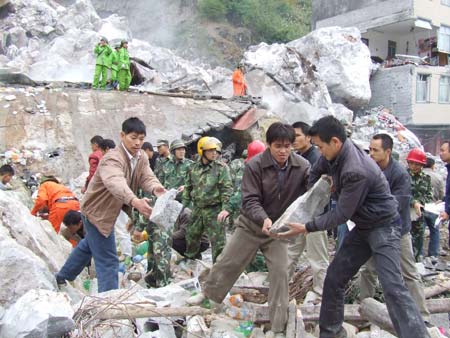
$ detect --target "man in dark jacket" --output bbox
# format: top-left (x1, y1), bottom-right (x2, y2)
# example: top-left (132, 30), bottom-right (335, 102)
top-left (359, 133), bottom-right (430, 321)
top-left (279, 116), bottom-right (429, 338)
top-left (439, 141), bottom-right (450, 238)
top-left (187, 123), bottom-right (310, 335)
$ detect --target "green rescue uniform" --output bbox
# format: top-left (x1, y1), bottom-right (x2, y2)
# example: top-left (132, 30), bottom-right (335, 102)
top-left (182, 159), bottom-right (233, 262)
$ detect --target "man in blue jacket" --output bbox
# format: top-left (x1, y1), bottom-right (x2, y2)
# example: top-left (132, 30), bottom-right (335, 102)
top-left (279, 116), bottom-right (429, 338)
top-left (359, 133), bottom-right (430, 321)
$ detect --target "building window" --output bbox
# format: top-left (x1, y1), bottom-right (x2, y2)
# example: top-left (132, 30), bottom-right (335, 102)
top-left (438, 25), bottom-right (450, 52)
top-left (439, 76), bottom-right (450, 103)
top-left (442, 0), bottom-right (450, 7)
top-left (387, 40), bottom-right (396, 59)
top-left (416, 74), bottom-right (430, 103)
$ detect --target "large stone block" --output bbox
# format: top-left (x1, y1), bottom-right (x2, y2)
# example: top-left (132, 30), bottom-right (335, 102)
top-left (0, 289), bottom-right (74, 338)
top-left (0, 190), bottom-right (72, 273)
top-left (288, 26), bottom-right (372, 110)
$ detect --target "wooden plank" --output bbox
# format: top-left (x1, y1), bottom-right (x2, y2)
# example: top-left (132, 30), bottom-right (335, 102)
top-left (295, 305), bottom-right (307, 338)
top-left (286, 300), bottom-right (297, 338)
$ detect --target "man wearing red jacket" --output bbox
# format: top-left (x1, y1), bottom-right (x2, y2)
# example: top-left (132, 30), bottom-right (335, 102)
top-left (82, 135), bottom-right (104, 193)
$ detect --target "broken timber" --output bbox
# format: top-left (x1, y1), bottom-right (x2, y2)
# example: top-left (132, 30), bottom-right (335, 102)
top-left (254, 297), bottom-right (450, 324)
top-left (75, 304), bottom-right (211, 321)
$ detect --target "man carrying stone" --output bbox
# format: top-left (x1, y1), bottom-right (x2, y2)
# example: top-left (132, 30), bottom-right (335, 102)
top-left (287, 121), bottom-right (329, 303)
top-left (279, 116), bottom-right (429, 338)
top-left (56, 117), bottom-right (165, 293)
top-left (359, 133), bottom-right (430, 323)
top-left (187, 123), bottom-right (310, 336)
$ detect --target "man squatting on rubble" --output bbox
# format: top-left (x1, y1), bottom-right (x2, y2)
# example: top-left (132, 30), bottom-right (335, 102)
top-left (56, 117), bottom-right (165, 292)
top-left (188, 122), bottom-right (310, 334)
top-left (0, 164), bottom-right (14, 190)
top-left (278, 116), bottom-right (429, 338)
top-left (359, 133), bottom-right (430, 322)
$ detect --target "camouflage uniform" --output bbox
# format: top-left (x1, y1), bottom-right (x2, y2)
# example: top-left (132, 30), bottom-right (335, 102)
top-left (408, 169), bottom-right (433, 261)
top-left (159, 158), bottom-right (194, 190)
top-left (228, 158), bottom-right (245, 228)
top-left (182, 160), bottom-right (233, 262)
top-left (133, 189), bottom-right (172, 287)
top-left (153, 155), bottom-right (171, 182)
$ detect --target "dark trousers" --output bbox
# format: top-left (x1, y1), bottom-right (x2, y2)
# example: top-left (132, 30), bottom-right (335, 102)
top-left (319, 222), bottom-right (429, 338)
top-left (172, 237), bottom-right (209, 258)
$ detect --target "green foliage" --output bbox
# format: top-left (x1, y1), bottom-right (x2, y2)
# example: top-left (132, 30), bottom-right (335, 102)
top-left (199, 0), bottom-right (312, 43)
top-left (198, 0), bottom-right (227, 21)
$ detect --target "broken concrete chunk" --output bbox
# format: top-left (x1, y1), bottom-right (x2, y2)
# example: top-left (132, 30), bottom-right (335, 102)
top-left (3, 94), bottom-right (16, 101)
top-left (150, 189), bottom-right (183, 231)
top-left (0, 289), bottom-right (74, 338)
top-left (270, 176), bottom-right (331, 236)
top-left (187, 315), bottom-right (210, 338)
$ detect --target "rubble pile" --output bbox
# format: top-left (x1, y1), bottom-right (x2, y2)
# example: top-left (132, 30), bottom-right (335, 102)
top-left (0, 0), bottom-right (233, 95)
top-left (352, 106), bottom-right (423, 157)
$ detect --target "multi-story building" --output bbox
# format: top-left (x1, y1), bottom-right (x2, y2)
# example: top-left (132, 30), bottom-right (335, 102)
top-left (313, 0), bottom-right (450, 153)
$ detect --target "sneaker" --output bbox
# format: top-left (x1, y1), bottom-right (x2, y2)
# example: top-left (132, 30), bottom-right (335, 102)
top-left (55, 273), bottom-right (67, 289)
top-left (186, 292), bottom-right (206, 306)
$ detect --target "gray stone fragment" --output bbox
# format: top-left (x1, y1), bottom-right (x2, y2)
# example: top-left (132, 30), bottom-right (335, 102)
top-left (270, 177), bottom-right (331, 236)
top-left (150, 189), bottom-right (183, 231)
top-left (0, 289), bottom-right (74, 338)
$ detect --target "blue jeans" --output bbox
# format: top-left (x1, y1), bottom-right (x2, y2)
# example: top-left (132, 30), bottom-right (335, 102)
top-left (57, 215), bottom-right (119, 292)
top-left (319, 221), bottom-right (429, 338)
top-left (423, 211), bottom-right (439, 257)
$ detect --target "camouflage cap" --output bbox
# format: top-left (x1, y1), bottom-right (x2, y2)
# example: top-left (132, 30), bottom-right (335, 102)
top-left (156, 139), bottom-right (169, 147)
top-left (170, 139), bottom-right (186, 152)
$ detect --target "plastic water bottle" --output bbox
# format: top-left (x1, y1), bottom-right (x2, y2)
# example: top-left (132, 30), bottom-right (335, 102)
top-left (225, 305), bottom-right (255, 321)
top-left (229, 294), bottom-right (244, 307)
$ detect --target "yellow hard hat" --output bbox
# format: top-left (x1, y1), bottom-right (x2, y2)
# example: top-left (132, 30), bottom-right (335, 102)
top-left (201, 137), bottom-right (222, 155)
top-left (197, 136), bottom-right (210, 157)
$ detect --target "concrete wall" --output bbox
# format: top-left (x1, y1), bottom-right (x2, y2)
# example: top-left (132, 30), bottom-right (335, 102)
top-left (369, 65), bottom-right (450, 125)
top-left (414, 0), bottom-right (450, 28)
top-left (411, 65), bottom-right (450, 124)
top-left (369, 65), bottom-right (415, 124)
top-left (313, 0), bottom-right (413, 31)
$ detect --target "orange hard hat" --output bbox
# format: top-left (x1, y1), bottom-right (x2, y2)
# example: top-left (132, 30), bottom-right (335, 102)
top-left (406, 148), bottom-right (426, 165)
top-left (246, 140), bottom-right (266, 163)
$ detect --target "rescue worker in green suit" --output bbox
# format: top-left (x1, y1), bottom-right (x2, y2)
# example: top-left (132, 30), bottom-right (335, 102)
top-left (92, 37), bottom-right (112, 89)
top-left (182, 137), bottom-right (233, 262)
top-left (108, 44), bottom-right (120, 90)
top-left (118, 40), bottom-right (132, 91)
